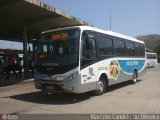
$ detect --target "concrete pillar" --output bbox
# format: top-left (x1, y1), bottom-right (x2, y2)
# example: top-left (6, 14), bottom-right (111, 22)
top-left (23, 26), bottom-right (29, 76)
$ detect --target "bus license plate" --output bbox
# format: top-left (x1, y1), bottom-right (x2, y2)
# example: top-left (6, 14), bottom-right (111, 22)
top-left (46, 85), bottom-right (54, 90)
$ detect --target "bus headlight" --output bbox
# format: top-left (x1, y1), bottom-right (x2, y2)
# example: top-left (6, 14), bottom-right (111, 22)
top-left (66, 71), bottom-right (79, 81)
top-left (50, 71), bottom-right (79, 81)
top-left (52, 76), bottom-right (66, 81)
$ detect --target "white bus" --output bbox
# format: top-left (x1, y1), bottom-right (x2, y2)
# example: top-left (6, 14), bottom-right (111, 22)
top-left (146, 52), bottom-right (157, 68)
top-left (34, 26), bottom-right (146, 95)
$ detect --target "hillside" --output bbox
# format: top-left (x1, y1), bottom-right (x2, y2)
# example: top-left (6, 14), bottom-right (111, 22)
top-left (136, 34), bottom-right (160, 49)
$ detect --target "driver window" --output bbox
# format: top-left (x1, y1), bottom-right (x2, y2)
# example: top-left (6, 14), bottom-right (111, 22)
top-left (81, 33), bottom-right (97, 68)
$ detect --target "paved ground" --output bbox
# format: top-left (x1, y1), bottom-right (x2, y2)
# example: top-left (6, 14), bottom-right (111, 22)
top-left (0, 64), bottom-right (160, 119)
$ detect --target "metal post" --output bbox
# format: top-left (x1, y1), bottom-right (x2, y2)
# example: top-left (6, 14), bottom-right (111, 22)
top-left (23, 26), bottom-right (29, 77)
top-left (109, 9), bottom-right (112, 31)
top-left (33, 42), bottom-right (36, 61)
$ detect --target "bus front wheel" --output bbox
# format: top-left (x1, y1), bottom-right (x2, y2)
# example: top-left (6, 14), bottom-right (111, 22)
top-left (94, 78), bottom-right (106, 95)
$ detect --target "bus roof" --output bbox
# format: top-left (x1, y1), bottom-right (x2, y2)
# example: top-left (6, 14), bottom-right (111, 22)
top-left (41, 26), bottom-right (145, 44)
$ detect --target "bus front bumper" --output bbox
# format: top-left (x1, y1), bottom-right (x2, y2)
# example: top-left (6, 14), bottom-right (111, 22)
top-left (34, 75), bottom-right (83, 93)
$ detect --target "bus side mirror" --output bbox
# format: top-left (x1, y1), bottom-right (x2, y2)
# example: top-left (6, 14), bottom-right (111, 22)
top-left (83, 32), bottom-right (90, 50)
top-left (83, 32), bottom-right (95, 50)
top-left (82, 32), bottom-right (95, 59)
top-left (86, 36), bottom-right (95, 50)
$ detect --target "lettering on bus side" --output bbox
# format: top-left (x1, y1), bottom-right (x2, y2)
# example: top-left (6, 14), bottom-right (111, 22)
top-left (126, 61), bottom-right (139, 66)
top-left (98, 67), bottom-right (108, 71)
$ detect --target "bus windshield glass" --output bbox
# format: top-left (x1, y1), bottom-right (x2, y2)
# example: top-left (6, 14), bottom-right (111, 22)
top-left (36, 29), bottom-right (80, 73)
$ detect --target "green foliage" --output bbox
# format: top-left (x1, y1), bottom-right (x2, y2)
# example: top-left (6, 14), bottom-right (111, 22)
top-left (136, 34), bottom-right (160, 49)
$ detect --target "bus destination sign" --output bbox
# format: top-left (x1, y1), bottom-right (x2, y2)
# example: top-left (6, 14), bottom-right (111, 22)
top-left (52, 32), bottom-right (68, 40)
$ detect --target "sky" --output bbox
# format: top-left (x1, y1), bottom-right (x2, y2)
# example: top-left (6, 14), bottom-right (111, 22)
top-left (41, 0), bottom-right (160, 37)
top-left (0, 0), bottom-right (160, 49)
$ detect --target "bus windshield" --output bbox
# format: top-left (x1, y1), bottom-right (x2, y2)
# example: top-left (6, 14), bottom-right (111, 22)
top-left (35, 29), bottom-right (80, 74)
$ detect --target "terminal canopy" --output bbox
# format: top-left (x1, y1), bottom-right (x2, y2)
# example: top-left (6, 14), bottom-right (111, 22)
top-left (0, 0), bottom-right (93, 42)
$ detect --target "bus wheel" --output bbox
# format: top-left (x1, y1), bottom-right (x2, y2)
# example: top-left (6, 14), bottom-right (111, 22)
top-left (132, 70), bottom-right (138, 84)
top-left (94, 78), bottom-right (106, 95)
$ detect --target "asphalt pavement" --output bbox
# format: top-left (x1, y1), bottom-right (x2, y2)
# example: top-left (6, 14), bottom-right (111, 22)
top-left (0, 64), bottom-right (160, 120)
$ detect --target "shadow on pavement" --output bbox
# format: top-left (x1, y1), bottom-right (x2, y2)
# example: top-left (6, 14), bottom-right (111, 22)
top-left (107, 79), bottom-right (142, 92)
top-left (9, 79), bottom-right (142, 105)
top-left (10, 91), bottom-right (93, 105)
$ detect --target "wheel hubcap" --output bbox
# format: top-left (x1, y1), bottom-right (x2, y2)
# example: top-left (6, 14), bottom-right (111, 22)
top-left (133, 78), bottom-right (137, 82)
top-left (97, 81), bottom-right (104, 92)
top-left (133, 72), bottom-right (137, 83)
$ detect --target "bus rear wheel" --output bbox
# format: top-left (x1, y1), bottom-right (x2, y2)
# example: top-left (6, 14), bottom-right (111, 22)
top-left (94, 78), bottom-right (106, 95)
top-left (132, 70), bottom-right (138, 84)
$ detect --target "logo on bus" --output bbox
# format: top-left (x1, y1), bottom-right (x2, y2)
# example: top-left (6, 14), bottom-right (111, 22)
top-left (109, 60), bottom-right (120, 80)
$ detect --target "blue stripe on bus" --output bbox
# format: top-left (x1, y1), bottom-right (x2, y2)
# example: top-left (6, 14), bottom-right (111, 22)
top-left (118, 60), bottom-right (145, 73)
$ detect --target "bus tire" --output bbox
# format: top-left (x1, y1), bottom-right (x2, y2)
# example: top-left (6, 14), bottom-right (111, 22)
top-left (132, 70), bottom-right (138, 84)
top-left (94, 77), bottom-right (106, 95)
